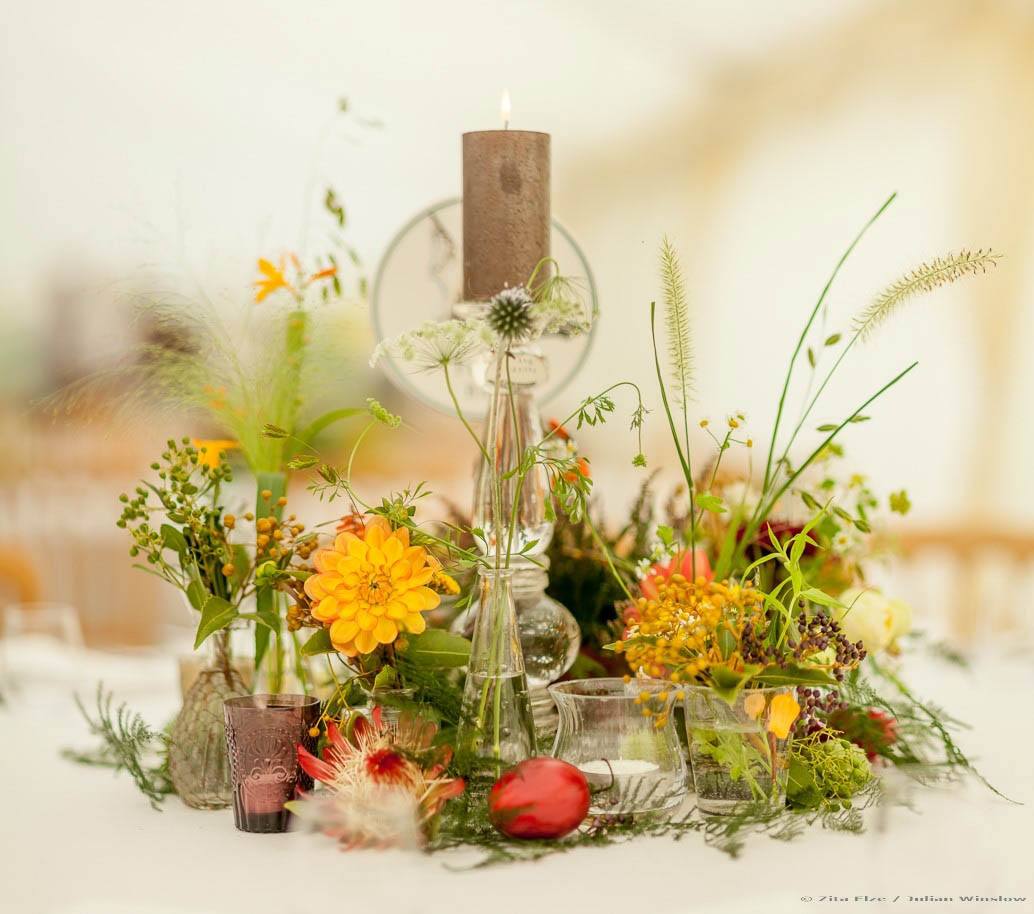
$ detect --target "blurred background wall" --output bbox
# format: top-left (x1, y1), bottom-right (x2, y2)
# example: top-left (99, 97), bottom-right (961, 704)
top-left (2, 0), bottom-right (1032, 646)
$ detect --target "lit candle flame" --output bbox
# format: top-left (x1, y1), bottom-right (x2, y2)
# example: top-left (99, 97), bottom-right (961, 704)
top-left (500, 89), bottom-right (511, 129)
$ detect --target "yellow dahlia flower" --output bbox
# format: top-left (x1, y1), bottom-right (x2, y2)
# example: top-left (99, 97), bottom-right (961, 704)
top-left (304, 516), bottom-right (440, 656)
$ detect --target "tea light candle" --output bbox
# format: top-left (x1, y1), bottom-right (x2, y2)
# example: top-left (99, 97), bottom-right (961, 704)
top-left (578, 758), bottom-right (660, 788)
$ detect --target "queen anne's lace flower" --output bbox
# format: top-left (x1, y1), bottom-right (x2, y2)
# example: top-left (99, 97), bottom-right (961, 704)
top-left (370, 318), bottom-right (495, 371)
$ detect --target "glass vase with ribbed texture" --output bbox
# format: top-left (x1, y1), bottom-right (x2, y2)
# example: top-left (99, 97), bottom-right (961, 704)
top-left (168, 630), bottom-right (249, 809)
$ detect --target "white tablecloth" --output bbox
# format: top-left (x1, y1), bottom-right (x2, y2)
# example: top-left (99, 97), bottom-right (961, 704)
top-left (2, 640), bottom-right (1032, 914)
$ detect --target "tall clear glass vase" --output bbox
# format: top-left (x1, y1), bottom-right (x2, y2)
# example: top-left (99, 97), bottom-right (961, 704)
top-left (457, 567), bottom-right (537, 780)
top-left (471, 347), bottom-right (552, 558)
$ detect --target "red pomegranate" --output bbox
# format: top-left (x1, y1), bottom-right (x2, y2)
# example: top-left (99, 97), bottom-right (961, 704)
top-left (488, 758), bottom-right (590, 840)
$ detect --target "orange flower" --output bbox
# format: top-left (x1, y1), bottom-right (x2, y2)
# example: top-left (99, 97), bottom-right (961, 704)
top-left (303, 516), bottom-right (440, 656)
top-left (336, 513), bottom-right (367, 536)
top-left (743, 692), bottom-right (766, 720)
top-left (191, 439), bottom-right (238, 469)
top-left (254, 257), bottom-right (292, 303)
top-left (563, 457), bottom-right (591, 483)
top-left (547, 419), bottom-right (571, 441)
top-left (767, 693), bottom-right (801, 739)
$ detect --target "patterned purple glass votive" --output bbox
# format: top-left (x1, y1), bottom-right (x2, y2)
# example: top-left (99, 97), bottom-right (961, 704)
top-left (223, 694), bottom-right (320, 833)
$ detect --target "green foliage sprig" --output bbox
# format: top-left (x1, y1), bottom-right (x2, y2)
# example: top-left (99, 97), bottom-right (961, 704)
top-left (62, 685), bottom-right (172, 811)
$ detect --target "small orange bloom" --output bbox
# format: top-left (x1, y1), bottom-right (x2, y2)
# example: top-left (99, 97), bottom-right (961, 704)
top-left (547, 419), bottom-right (571, 441)
top-left (767, 693), bottom-right (801, 739)
top-left (309, 266), bottom-right (337, 282)
top-left (191, 439), bottom-right (238, 469)
top-left (563, 457), bottom-right (591, 483)
top-left (254, 257), bottom-right (292, 303)
top-left (743, 692), bottom-right (766, 720)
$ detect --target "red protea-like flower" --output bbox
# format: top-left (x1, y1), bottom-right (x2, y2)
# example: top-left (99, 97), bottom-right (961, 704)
top-left (295, 706), bottom-right (464, 849)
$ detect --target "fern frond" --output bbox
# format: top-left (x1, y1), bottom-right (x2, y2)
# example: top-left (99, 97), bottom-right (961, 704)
top-left (854, 249), bottom-right (1001, 340)
top-left (660, 237), bottom-right (693, 405)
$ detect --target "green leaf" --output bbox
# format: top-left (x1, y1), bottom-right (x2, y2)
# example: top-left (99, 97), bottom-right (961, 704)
top-left (656, 525), bottom-right (675, 546)
top-left (853, 518), bottom-right (871, 534)
top-left (716, 624), bottom-right (737, 661)
top-left (807, 347), bottom-right (816, 367)
top-left (237, 610), bottom-right (280, 632)
top-left (373, 665), bottom-right (397, 690)
top-left (694, 492), bottom-right (727, 515)
top-left (300, 628), bottom-right (334, 656)
top-left (708, 663), bottom-right (762, 703)
top-left (824, 333), bottom-right (842, 346)
top-left (800, 491), bottom-right (821, 512)
top-left (193, 596), bottom-right (238, 650)
top-left (752, 663), bottom-right (837, 687)
top-left (231, 544), bottom-right (250, 590)
top-left (849, 414), bottom-right (871, 424)
top-left (293, 407), bottom-right (366, 451)
top-left (185, 579), bottom-right (208, 612)
top-left (801, 587), bottom-right (843, 610)
top-left (816, 423), bottom-right (838, 433)
top-left (160, 524), bottom-right (187, 556)
top-left (400, 629), bottom-right (471, 668)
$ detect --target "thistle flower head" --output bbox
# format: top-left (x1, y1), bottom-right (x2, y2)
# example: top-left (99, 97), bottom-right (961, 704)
top-left (486, 286), bottom-right (535, 343)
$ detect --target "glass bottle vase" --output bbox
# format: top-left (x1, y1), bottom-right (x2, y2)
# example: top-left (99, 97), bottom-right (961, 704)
top-left (168, 629), bottom-right (250, 809)
top-left (457, 567), bottom-right (537, 779)
top-left (471, 347), bottom-right (553, 558)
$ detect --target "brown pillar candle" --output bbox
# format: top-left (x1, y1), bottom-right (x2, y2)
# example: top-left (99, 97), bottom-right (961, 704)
top-left (462, 130), bottom-right (551, 301)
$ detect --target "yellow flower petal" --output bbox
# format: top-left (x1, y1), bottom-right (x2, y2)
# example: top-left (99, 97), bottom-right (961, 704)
top-left (357, 609), bottom-right (377, 631)
top-left (312, 595), bottom-right (339, 622)
top-left (383, 537), bottom-right (404, 564)
top-left (354, 628), bottom-right (378, 654)
top-left (403, 613), bottom-right (427, 634)
top-left (373, 617), bottom-right (398, 645)
top-left (330, 618), bottom-right (359, 648)
top-left (767, 693), bottom-right (801, 739)
top-left (304, 574), bottom-right (329, 601)
top-left (385, 601), bottom-right (408, 620)
top-left (743, 692), bottom-right (766, 720)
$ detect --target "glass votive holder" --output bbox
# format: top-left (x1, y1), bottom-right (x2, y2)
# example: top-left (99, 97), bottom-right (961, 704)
top-left (548, 678), bottom-right (688, 817)
top-left (223, 694), bottom-right (320, 833)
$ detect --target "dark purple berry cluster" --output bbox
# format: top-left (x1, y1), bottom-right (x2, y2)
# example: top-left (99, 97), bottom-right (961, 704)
top-left (794, 611), bottom-right (866, 680)
top-left (795, 687), bottom-right (848, 741)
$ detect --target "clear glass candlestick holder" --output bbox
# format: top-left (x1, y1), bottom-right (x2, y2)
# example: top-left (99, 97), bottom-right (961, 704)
top-left (549, 678), bottom-right (688, 817)
top-left (223, 694), bottom-right (320, 833)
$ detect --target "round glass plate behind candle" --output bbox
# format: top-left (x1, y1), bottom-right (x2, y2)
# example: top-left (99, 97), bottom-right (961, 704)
top-left (548, 678), bottom-right (688, 817)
